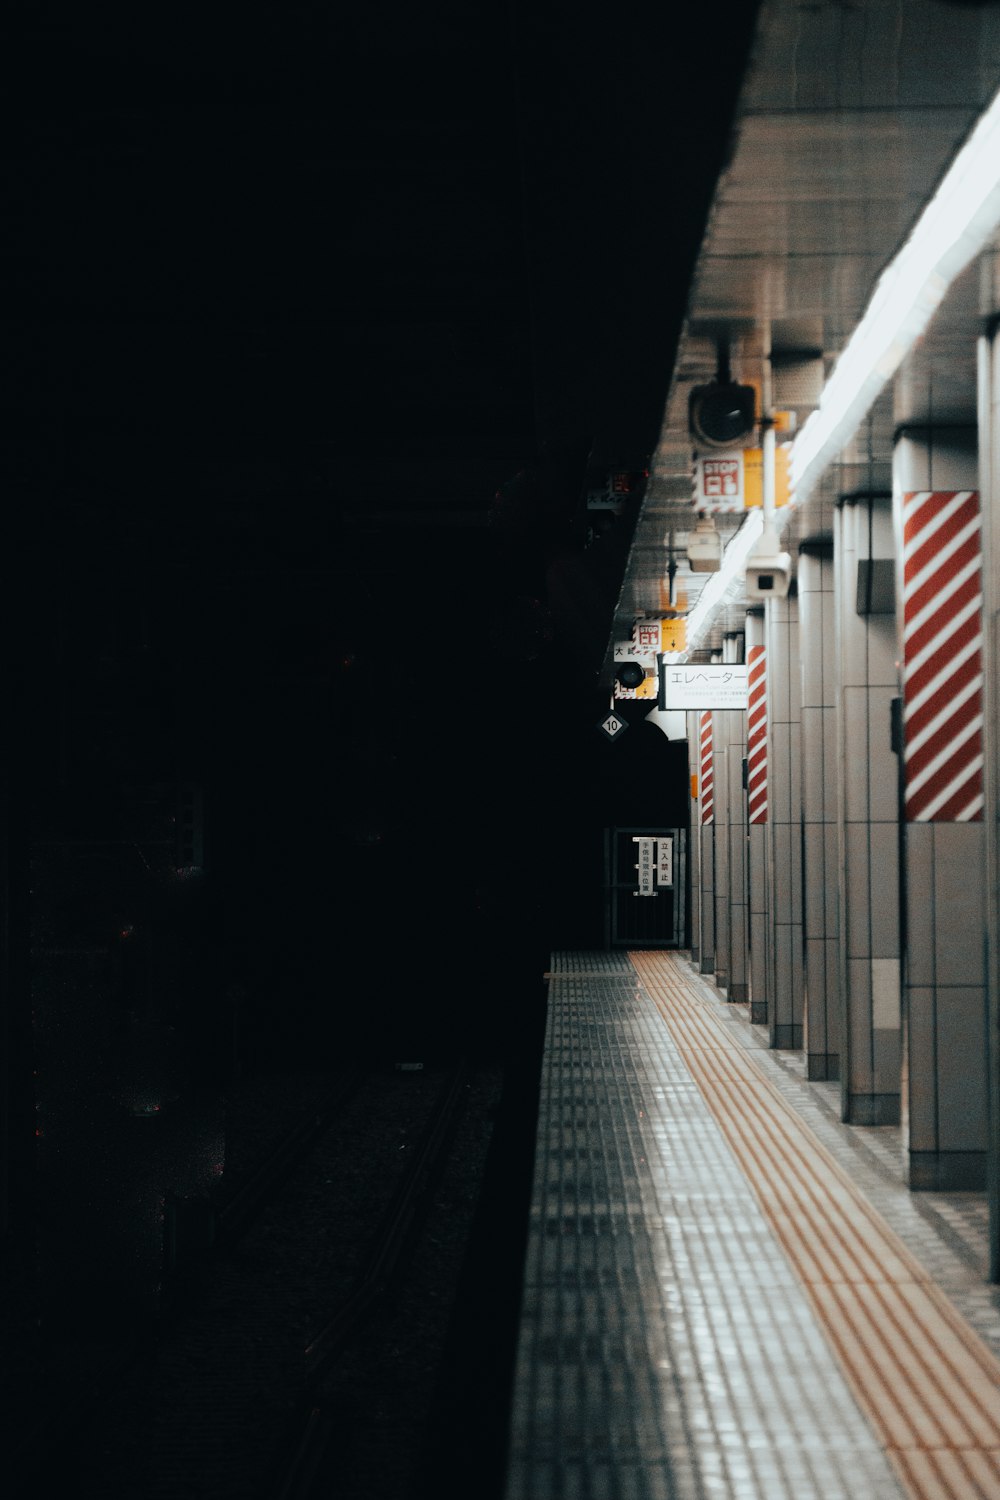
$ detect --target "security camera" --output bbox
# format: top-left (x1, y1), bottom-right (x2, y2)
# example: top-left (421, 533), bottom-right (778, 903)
top-left (687, 516), bottom-right (723, 572)
top-left (745, 523), bottom-right (792, 600)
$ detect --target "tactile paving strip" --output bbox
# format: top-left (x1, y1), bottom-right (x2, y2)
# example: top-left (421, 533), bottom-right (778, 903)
top-left (504, 953), bottom-right (906, 1499)
top-left (631, 950), bottom-right (1000, 1500)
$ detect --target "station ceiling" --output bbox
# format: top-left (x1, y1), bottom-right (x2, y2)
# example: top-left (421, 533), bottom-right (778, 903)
top-left (19, 2), bottom-right (1000, 758)
top-left (609, 0), bottom-right (1000, 675)
top-left (12, 2), bottom-right (765, 692)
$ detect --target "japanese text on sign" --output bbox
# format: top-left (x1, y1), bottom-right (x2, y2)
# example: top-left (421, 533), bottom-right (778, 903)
top-left (693, 447), bottom-right (792, 513)
top-left (662, 664), bottom-right (749, 710)
top-left (633, 837), bottom-right (655, 896)
top-left (633, 621), bottom-right (662, 653)
top-left (657, 837), bottom-right (673, 888)
top-left (700, 456), bottom-right (741, 502)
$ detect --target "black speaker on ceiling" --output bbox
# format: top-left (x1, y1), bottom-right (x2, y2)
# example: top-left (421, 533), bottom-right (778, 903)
top-left (688, 379), bottom-right (757, 448)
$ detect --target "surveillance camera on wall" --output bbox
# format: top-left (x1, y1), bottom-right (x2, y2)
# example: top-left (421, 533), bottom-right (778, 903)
top-left (687, 516), bottom-right (723, 572)
top-left (745, 523), bottom-right (792, 600)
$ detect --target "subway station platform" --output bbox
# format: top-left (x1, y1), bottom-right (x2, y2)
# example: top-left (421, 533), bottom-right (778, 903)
top-left (503, 951), bottom-right (1000, 1500)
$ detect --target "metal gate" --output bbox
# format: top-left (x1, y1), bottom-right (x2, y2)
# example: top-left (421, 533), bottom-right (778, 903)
top-left (606, 827), bottom-right (686, 948)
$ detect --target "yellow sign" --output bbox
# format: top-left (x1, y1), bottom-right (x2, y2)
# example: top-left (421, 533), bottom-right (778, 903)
top-left (742, 444), bottom-right (791, 509)
top-left (633, 618), bottom-right (688, 654)
top-left (661, 618), bottom-right (687, 653)
top-left (613, 670), bottom-right (657, 701)
top-left (690, 774), bottom-right (699, 800)
top-left (693, 444), bottom-right (792, 511)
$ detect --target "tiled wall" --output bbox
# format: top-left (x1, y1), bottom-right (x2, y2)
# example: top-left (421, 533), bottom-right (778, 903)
top-left (726, 705), bottom-right (749, 1001)
top-left (687, 709), bottom-right (701, 966)
top-left (766, 594), bottom-right (803, 1048)
top-left (798, 549), bottom-right (840, 1080)
top-left (746, 610), bottom-right (769, 1025)
top-left (712, 708), bottom-right (730, 992)
top-left (835, 496), bottom-right (900, 1125)
top-left (894, 431), bottom-right (986, 1187)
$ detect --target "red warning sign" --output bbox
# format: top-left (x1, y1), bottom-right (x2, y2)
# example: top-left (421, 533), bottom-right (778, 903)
top-left (700, 456), bottom-right (742, 503)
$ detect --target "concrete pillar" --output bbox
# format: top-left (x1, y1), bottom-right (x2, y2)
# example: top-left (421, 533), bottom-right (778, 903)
top-left (894, 428), bottom-right (986, 1189)
top-left (834, 494), bottom-right (901, 1125)
top-left (979, 325), bottom-right (1000, 1277)
top-left (686, 710), bottom-right (701, 967)
top-left (746, 609), bottom-right (769, 1025)
top-left (766, 592), bottom-right (803, 1049)
top-left (798, 544), bottom-right (840, 1082)
top-left (712, 704), bottom-right (730, 994)
top-left (726, 696), bottom-right (749, 1003)
top-left (697, 709), bottom-right (716, 974)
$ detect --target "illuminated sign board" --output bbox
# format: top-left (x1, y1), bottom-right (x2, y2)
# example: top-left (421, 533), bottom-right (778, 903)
top-left (662, 664), bottom-right (749, 710)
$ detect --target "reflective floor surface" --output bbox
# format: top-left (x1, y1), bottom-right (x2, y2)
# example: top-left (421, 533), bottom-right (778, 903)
top-left (503, 951), bottom-right (1000, 1500)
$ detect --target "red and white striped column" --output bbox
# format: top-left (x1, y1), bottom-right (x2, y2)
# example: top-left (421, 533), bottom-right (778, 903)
top-left (747, 645), bottom-right (767, 825)
top-left (894, 432), bottom-right (986, 1189)
top-left (745, 613), bottom-right (770, 1024)
top-left (699, 712), bottom-right (714, 824)
top-left (902, 489), bottom-right (984, 822)
top-left (697, 709), bottom-right (715, 973)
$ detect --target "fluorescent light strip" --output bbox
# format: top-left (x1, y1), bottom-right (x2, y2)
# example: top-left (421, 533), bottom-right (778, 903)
top-left (668, 511), bottom-right (763, 661)
top-left (791, 80), bottom-right (1000, 506)
top-left (677, 80), bottom-right (1000, 661)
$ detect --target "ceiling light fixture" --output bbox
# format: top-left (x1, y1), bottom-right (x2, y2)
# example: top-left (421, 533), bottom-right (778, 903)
top-left (791, 79), bottom-right (1000, 507)
top-left (676, 83), bottom-right (1000, 662)
top-left (667, 511), bottom-right (764, 661)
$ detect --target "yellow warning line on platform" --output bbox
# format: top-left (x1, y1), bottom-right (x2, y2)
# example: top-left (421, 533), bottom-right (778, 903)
top-left (629, 950), bottom-right (1000, 1500)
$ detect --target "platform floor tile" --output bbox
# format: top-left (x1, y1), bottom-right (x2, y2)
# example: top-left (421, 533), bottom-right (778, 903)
top-left (504, 954), bottom-right (906, 1500)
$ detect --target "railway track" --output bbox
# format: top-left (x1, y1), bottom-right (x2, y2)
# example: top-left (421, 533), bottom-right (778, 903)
top-left (15, 1058), bottom-right (481, 1499)
top-left (271, 1058), bottom-right (471, 1500)
top-left (11, 1066), bottom-right (364, 1488)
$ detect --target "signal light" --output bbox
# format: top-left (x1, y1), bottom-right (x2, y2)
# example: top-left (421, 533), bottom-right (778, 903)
top-left (615, 661), bottom-right (646, 690)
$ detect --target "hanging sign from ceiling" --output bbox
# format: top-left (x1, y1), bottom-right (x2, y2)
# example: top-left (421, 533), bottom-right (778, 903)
top-left (692, 446), bottom-right (792, 513)
top-left (662, 664), bottom-right (749, 710)
top-left (613, 639), bottom-right (657, 700)
top-left (597, 710), bottom-right (629, 742)
top-left (630, 619), bottom-right (688, 655)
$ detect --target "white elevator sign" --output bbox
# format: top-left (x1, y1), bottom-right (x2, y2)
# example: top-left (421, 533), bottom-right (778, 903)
top-left (662, 664), bottom-right (749, 710)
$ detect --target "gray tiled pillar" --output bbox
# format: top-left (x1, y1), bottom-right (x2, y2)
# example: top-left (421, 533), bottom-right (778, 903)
top-left (979, 322), bottom-right (1000, 1277)
top-left (712, 707), bottom-right (730, 993)
top-left (687, 710), bottom-right (701, 967)
top-left (746, 609), bottom-right (770, 1026)
top-left (766, 593), bottom-right (803, 1049)
top-left (895, 430), bottom-right (986, 1189)
top-left (697, 709), bottom-right (716, 974)
top-left (834, 494), bottom-right (901, 1126)
top-left (798, 544), bottom-right (840, 1082)
top-left (726, 699), bottom-right (749, 1003)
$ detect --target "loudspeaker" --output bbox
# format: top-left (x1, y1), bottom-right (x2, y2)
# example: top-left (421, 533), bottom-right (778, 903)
top-left (688, 380), bottom-right (756, 448)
